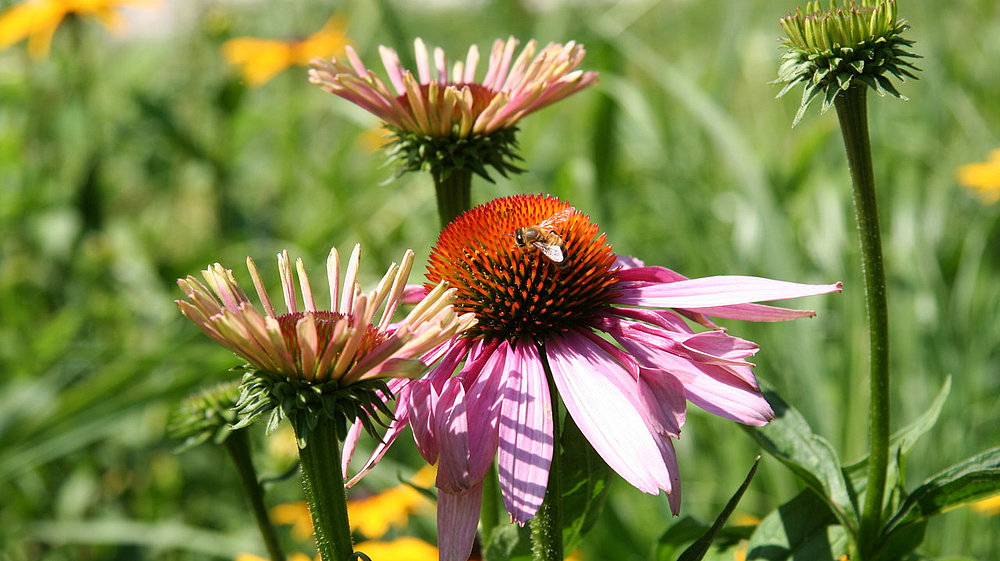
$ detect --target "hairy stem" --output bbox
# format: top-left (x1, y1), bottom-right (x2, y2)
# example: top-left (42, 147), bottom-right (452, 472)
top-left (433, 168), bottom-right (473, 228)
top-left (224, 429), bottom-right (286, 561)
top-left (835, 85), bottom-right (890, 559)
top-left (530, 347), bottom-right (564, 561)
top-left (296, 418), bottom-right (354, 561)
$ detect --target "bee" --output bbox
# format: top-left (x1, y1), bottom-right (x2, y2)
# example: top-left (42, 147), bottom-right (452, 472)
top-left (512, 207), bottom-right (575, 266)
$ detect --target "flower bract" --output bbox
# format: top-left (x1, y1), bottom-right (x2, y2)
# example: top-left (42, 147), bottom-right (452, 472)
top-left (350, 194), bottom-right (841, 561)
top-left (309, 36), bottom-right (598, 181)
top-left (775, 0), bottom-right (920, 125)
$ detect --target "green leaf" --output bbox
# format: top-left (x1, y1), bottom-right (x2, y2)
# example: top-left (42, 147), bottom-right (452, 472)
top-left (677, 457), bottom-right (760, 561)
top-left (872, 519), bottom-right (926, 561)
top-left (656, 517), bottom-right (754, 561)
top-left (745, 489), bottom-right (850, 561)
top-left (744, 389), bottom-right (858, 531)
top-left (844, 377), bottom-right (952, 509)
top-left (886, 447), bottom-right (1000, 530)
top-left (484, 522), bottom-right (533, 561)
top-left (559, 413), bottom-right (611, 552)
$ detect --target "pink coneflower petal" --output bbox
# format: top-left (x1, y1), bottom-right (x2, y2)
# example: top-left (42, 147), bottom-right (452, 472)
top-left (546, 331), bottom-right (674, 495)
top-left (627, 341), bottom-right (774, 426)
top-left (437, 483), bottom-right (484, 561)
top-left (497, 340), bottom-right (553, 524)
top-left (637, 368), bottom-right (687, 440)
top-left (407, 379), bottom-right (440, 465)
top-left (616, 276), bottom-right (842, 309)
top-left (434, 379), bottom-right (475, 494)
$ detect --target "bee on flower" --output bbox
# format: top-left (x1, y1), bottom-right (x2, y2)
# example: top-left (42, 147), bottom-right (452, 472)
top-left (346, 195), bottom-right (841, 561)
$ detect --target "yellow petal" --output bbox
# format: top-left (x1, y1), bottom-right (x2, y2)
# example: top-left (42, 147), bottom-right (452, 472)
top-left (222, 37), bottom-right (294, 86)
top-left (270, 501), bottom-right (314, 541)
top-left (354, 537), bottom-right (439, 561)
top-left (971, 494), bottom-right (1000, 516)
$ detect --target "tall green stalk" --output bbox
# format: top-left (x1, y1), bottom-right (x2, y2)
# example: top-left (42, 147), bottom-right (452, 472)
top-left (530, 348), bottom-right (564, 561)
top-left (433, 168), bottom-right (473, 229)
top-left (834, 85), bottom-right (890, 558)
top-left (295, 418), bottom-right (354, 561)
top-left (223, 429), bottom-right (286, 561)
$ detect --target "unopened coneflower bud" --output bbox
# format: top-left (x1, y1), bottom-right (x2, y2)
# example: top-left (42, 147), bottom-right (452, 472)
top-left (168, 380), bottom-right (242, 452)
top-left (775, 0), bottom-right (920, 125)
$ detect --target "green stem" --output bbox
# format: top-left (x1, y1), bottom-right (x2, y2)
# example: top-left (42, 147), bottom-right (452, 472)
top-left (530, 347), bottom-right (564, 561)
top-left (432, 168), bottom-right (473, 228)
top-left (295, 418), bottom-right (354, 561)
top-left (480, 463), bottom-right (502, 550)
top-left (834, 85), bottom-right (889, 558)
top-left (223, 429), bottom-right (286, 561)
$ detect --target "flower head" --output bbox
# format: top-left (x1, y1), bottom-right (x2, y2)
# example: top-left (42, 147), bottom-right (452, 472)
top-left (176, 244), bottom-right (476, 443)
top-left (957, 149), bottom-right (1000, 204)
top-left (168, 380), bottom-right (242, 451)
top-left (223, 16), bottom-right (349, 87)
top-left (360, 195), bottom-right (840, 560)
top-left (775, 0), bottom-right (920, 125)
top-left (309, 36), bottom-right (598, 181)
top-left (0, 0), bottom-right (151, 58)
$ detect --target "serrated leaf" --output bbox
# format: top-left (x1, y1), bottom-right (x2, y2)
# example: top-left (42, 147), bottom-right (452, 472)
top-left (677, 457), bottom-right (759, 561)
top-left (744, 389), bottom-right (858, 531)
top-left (886, 447), bottom-right (1000, 530)
top-left (745, 489), bottom-right (849, 561)
top-left (560, 413), bottom-right (611, 552)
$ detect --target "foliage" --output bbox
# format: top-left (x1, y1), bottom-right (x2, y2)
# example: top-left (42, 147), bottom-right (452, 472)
top-left (2, 0), bottom-right (999, 559)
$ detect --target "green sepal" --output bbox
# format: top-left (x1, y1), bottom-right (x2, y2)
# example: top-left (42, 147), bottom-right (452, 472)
top-left (232, 369), bottom-right (393, 448)
top-left (382, 125), bottom-right (525, 183)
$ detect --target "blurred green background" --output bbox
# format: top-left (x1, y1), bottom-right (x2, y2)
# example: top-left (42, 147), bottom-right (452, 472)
top-left (1, 0), bottom-right (998, 559)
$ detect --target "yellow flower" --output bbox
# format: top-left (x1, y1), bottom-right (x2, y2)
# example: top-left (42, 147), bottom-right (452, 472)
top-left (970, 493), bottom-right (1000, 516)
top-left (270, 501), bottom-right (314, 542)
top-left (0, 0), bottom-right (150, 59)
top-left (354, 537), bottom-right (439, 561)
top-left (270, 466), bottom-right (436, 542)
top-left (349, 465), bottom-right (435, 539)
top-left (958, 149), bottom-right (1000, 204)
top-left (222, 16), bottom-right (348, 87)
top-left (235, 554), bottom-right (313, 561)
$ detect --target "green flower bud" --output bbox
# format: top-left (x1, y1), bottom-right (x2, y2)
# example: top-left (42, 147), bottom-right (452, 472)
top-left (775, 0), bottom-right (921, 125)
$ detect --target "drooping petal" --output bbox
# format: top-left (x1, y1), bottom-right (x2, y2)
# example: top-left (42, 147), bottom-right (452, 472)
top-left (407, 380), bottom-right (440, 465)
top-left (497, 339), bottom-right (553, 524)
top-left (637, 368), bottom-right (687, 439)
top-left (545, 330), bottom-right (674, 495)
top-left (622, 337), bottom-right (774, 425)
top-left (614, 276), bottom-right (842, 309)
top-left (437, 483), bottom-right (484, 561)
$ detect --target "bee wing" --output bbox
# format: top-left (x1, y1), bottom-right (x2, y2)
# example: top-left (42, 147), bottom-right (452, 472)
top-left (534, 242), bottom-right (566, 263)
top-left (538, 207), bottom-right (575, 231)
